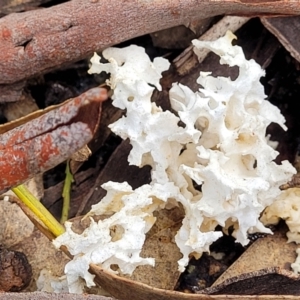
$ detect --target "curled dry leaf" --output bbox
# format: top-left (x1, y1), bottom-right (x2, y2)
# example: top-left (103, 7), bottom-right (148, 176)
top-left (203, 267), bottom-right (300, 296)
top-left (90, 264), bottom-right (300, 300)
top-left (211, 227), bottom-right (298, 287)
top-left (89, 264), bottom-right (227, 300)
top-left (0, 87), bottom-right (108, 194)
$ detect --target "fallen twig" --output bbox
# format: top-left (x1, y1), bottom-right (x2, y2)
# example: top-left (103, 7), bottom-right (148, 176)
top-left (0, 0), bottom-right (300, 86)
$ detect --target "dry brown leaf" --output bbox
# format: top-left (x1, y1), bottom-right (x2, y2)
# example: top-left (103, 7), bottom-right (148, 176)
top-left (0, 86), bottom-right (107, 194)
top-left (91, 263), bottom-right (300, 300)
top-left (123, 206), bottom-right (184, 290)
top-left (203, 267), bottom-right (300, 295)
top-left (88, 226), bottom-right (300, 299)
top-left (212, 226), bottom-right (298, 287)
top-left (11, 229), bottom-right (70, 292)
top-left (69, 206), bottom-right (183, 291)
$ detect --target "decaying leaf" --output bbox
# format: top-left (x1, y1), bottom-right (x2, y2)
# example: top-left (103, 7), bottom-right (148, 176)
top-left (11, 229), bottom-right (70, 292)
top-left (87, 226), bottom-right (300, 299)
top-left (212, 226), bottom-right (298, 287)
top-left (202, 267), bottom-right (300, 295)
top-left (123, 206), bottom-right (184, 290)
top-left (0, 87), bottom-right (108, 194)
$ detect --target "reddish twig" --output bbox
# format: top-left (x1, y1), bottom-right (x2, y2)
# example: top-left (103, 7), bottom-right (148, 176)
top-left (0, 0), bottom-right (300, 86)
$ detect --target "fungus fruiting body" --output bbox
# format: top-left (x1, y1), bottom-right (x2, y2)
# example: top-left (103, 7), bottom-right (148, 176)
top-left (53, 32), bottom-right (296, 293)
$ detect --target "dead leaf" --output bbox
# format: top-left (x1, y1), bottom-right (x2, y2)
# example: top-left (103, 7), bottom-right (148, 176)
top-left (212, 225), bottom-right (298, 287)
top-left (123, 206), bottom-right (184, 290)
top-left (203, 267), bottom-right (300, 295)
top-left (69, 206), bottom-right (183, 291)
top-left (11, 229), bottom-right (70, 292)
top-left (88, 226), bottom-right (300, 299)
top-left (0, 86), bottom-right (108, 194)
top-left (91, 264), bottom-right (300, 300)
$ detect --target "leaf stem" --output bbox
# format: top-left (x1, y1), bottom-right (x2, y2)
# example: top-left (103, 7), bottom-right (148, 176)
top-left (12, 185), bottom-right (65, 237)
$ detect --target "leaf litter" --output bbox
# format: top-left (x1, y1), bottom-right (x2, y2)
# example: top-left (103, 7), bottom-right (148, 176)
top-left (1, 13), bottom-right (295, 298)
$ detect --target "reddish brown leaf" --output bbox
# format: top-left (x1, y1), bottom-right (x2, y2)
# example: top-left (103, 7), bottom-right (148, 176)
top-left (0, 87), bottom-right (108, 193)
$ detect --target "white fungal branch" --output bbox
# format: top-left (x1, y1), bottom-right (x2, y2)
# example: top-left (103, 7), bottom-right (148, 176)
top-left (53, 31), bottom-right (296, 293)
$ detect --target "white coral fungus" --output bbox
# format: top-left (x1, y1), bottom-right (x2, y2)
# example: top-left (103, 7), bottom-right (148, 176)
top-left (53, 31), bottom-right (295, 293)
top-left (261, 188), bottom-right (300, 244)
